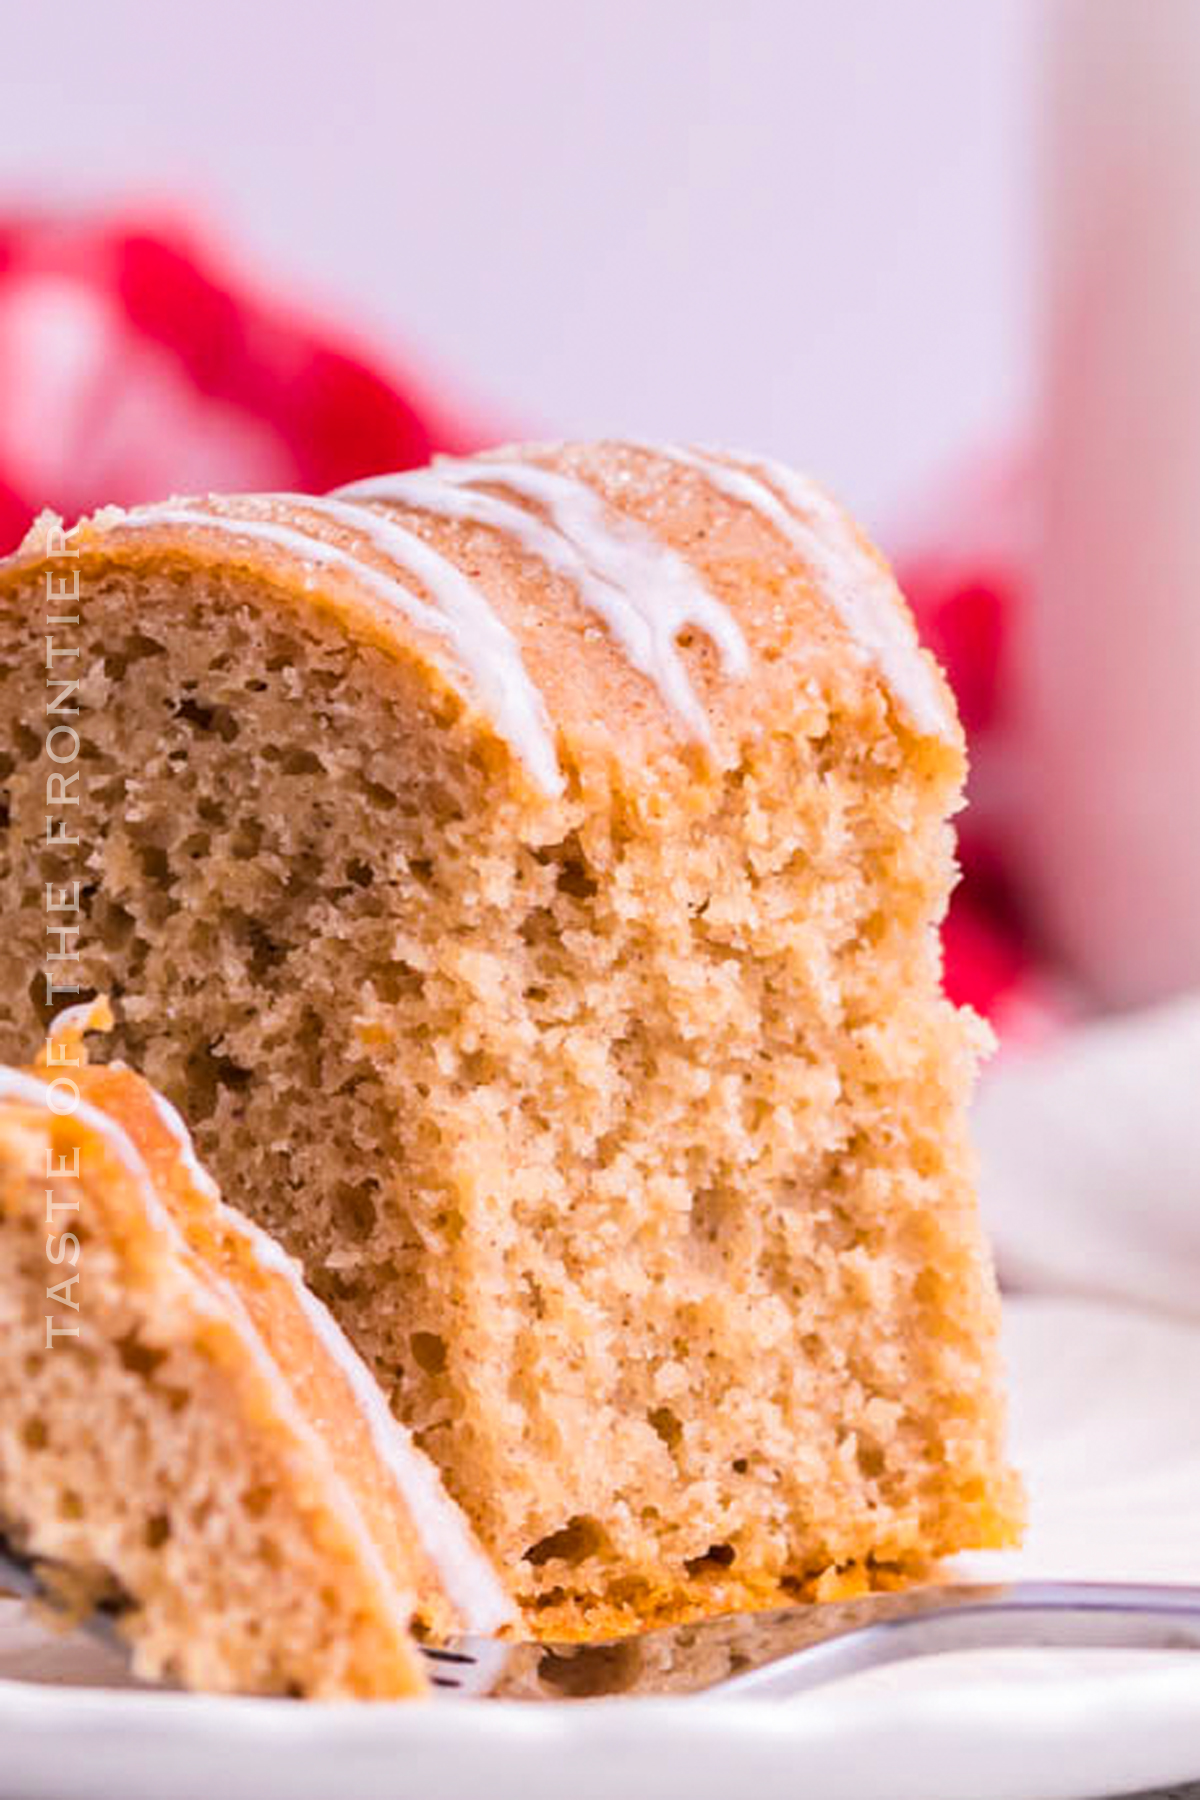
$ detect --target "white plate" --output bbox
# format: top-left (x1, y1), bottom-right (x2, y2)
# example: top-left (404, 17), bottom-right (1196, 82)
top-left (3, 1294), bottom-right (1200, 1800)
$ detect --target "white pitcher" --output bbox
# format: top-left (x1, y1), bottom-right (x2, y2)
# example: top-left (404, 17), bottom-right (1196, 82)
top-left (1020, 0), bottom-right (1200, 1007)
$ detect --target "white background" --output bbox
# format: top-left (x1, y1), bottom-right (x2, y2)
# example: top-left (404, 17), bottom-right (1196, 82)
top-left (0, 0), bottom-right (1037, 530)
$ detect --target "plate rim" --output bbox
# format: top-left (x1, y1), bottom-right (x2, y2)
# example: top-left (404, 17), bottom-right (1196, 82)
top-left (4, 1294), bottom-right (1200, 1800)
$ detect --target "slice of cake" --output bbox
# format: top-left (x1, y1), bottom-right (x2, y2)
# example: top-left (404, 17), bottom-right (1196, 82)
top-left (0, 442), bottom-right (1022, 1640)
top-left (0, 1004), bottom-right (511, 1696)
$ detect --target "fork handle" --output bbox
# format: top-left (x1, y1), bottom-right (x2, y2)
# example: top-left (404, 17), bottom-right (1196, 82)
top-left (721, 1582), bottom-right (1200, 1698)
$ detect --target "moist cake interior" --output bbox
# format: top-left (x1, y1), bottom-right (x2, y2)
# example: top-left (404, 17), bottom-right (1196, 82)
top-left (0, 556), bottom-right (1013, 1635)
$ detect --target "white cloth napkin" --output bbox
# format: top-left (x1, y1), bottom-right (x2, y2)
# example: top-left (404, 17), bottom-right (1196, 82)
top-left (974, 992), bottom-right (1200, 1319)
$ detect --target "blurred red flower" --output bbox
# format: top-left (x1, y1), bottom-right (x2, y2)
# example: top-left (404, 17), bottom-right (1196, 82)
top-left (0, 214), bottom-right (479, 552)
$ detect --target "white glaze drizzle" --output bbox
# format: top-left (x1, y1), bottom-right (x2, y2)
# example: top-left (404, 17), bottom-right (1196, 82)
top-left (647, 445), bottom-right (952, 739)
top-left (338, 470), bottom-right (634, 626)
top-left (393, 455), bottom-right (750, 743)
top-left (145, 1083), bottom-right (512, 1632)
top-left (339, 464), bottom-right (749, 746)
top-left (86, 501), bottom-right (563, 796)
top-left (274, 494), bottom-right (562, 795)
top-left (3, 1065), bottom-right (510, 1636)
top-left (149, 1089), bottom-right (222, 1202)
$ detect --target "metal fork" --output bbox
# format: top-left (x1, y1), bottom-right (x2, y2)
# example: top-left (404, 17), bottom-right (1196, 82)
top-left (430, 1580), bottom-right (1200, 1699)
top-left (4, 1543), bottom-right (1200, 1700)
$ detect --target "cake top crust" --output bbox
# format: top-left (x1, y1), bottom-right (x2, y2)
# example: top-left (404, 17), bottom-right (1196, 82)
top-left (7, 440), bottom-right (959, 797)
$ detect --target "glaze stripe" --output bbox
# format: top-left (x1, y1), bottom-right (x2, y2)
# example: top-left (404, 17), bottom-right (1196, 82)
top-left (85, 502), bottom-right (564, 796)
top-left (341, 459), bottom-right (749, 747)
top-left (649, 445), bottom-right (951, 738)
top-left (337, 470), bottom-right (647, 656)
top-left (270, 494), bottom-right (563, 794)
top-left (434, 455), bottom-right (751, 741)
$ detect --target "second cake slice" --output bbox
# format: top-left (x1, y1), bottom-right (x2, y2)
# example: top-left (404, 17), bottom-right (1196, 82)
top-left (0, 1006), bottom-right (511, 1697)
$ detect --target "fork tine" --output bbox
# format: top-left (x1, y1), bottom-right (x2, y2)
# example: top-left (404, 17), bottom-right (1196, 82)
top-left (418, 1636), bottom-right (515, 1697)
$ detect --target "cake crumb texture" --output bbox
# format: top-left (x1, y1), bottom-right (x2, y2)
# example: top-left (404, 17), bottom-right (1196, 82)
top-left (0, 442), bottom-right (1023, 1643)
